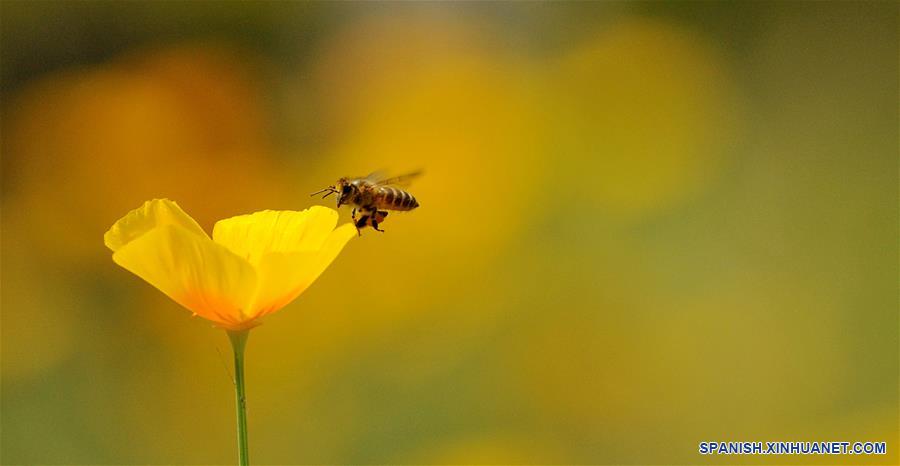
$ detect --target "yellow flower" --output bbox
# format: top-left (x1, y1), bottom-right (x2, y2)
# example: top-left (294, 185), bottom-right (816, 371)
top-left (105, 199), bottom-right (355, 330)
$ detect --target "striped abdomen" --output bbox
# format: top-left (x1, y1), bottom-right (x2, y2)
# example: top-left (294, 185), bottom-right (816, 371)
top-left (374, 186), bottom-right (419, 211)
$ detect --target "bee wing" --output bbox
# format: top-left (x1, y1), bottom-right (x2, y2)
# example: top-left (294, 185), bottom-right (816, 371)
top-left (363, 170), bottom-right (387, 183)
top-left (368, 170), bottom-right (423, 187)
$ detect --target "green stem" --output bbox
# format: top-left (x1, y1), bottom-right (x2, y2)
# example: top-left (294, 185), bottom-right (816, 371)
top-left (227, 330), bottom-right (250, 466)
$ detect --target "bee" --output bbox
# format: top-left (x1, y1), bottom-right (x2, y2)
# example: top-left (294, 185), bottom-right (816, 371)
top-left (311, 171), bottom-right (421, 235)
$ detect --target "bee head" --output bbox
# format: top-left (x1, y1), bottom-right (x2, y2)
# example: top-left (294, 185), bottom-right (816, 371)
top-left (335, 178), bottom-right (356, 208)
top-left (310, 177), bottom-right (358, 208)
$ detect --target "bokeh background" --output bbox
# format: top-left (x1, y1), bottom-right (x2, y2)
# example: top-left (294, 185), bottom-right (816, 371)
top-left (1, 2), bottom-right (897, 465)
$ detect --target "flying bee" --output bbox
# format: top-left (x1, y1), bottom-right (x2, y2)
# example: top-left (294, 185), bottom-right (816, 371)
top-left (311, 171), bottom-right (421, 235)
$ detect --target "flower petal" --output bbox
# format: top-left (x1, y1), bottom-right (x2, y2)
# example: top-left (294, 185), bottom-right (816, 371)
top-left (211, 206), bottom-right (339, 265)
top-left (112, 224), bottom-right (258, 328)
top-left (248, 223), bottom-right (356, 319)
top-left (104, 199), bottom-right (207, 252)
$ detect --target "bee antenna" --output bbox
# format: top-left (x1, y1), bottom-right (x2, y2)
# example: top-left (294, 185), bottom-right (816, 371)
top-left (310, 187), bottom-right (336, 197)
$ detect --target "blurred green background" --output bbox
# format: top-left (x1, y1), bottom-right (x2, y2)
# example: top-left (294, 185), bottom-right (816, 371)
top-left (1, 1), bottom-right (897, 464)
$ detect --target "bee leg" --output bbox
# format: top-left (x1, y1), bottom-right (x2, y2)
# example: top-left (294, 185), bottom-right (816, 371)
top-left (355, 215), bottom-right (369, 236)
top-left (351, 207), bottom-right (357, 220)
top-left (371, 218), bottom-right (385, 233)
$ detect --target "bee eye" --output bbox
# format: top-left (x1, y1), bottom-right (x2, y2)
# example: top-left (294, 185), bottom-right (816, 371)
top-left (341, 185), bottom-right (352, 194)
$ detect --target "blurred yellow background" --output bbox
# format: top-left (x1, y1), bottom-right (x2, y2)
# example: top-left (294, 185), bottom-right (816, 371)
top-left (1, 2), bottom-right (896, 464)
